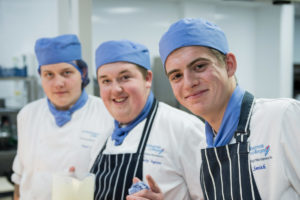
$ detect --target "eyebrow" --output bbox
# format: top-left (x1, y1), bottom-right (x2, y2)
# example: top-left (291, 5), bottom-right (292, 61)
top-left (98, 69), bottom-right (131, 79)
top-left (42, 67), bottom-right (73, 73)
top-left (166, 57), bottom-right (210, 78)
top-left (98, 75), bottom-right (107, 79)
top-left (119, 69), bottom-right (130, 75)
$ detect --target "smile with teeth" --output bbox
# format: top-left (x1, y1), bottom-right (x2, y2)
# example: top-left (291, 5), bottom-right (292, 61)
top-left (113, 97), bottom-right (127, 103)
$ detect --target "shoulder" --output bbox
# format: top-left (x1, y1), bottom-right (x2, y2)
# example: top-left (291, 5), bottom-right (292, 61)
top-left (253, 98), bottom-right (300, 115)
top-left (18, 98), bottom-right (47, 116)
top-left (155, 102), bottom-right (207, 149)
top-left (85, 95), bottom-right (107, 110)
top-left (157, 102), bottom-right (203, 124)
top-left (155, 102), bottom-right (205, 138)
top-left (83, 95), bottom-right (112, 119)
top-left (251, 98), bottom-right (300, 129)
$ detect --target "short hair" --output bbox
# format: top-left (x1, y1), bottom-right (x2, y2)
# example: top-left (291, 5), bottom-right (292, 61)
top-left (75, 59), bottom-right (90, 89)
top-left (136, 64), bottom-right (148, 80)
top-left (208, 48), bottom-right (238, 84)
top-left (208, 48), bottom-right (227, 65)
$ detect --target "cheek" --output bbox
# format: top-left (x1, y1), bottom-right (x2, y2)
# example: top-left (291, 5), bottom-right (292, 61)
top-left (99, 87), bottom-right (109, 100)
top-left (41, 81), bottom-right (51, 93)
top-left (170, 83), bottom-right (182, 98)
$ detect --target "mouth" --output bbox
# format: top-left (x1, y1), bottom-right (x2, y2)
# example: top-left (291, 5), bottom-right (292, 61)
top-left (113, 97), bottom-right (128, 104)
top-left (54, 91), bottom-right (68, 95)
top-left (185, 89), bottom-right (208, 100)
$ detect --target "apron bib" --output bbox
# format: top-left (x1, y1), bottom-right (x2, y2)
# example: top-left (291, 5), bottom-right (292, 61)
top-left (90, 100), bottom-right (158, 200)
top-left (200, 92), bottom-right (261, 200)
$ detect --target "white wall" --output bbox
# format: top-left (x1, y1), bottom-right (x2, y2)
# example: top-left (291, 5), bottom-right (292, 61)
top-left (0, 0), bottom-right (297, 107)
top-left (92, 0), bottom-right (294, 98)
top-left (295, 17), bottom-right (300, 64)
top-left (0, 0), bottom-right (57, 108)
top-left (0, 0), bottom-right (57, 75)
top-left (92, 0), bottom-right (179, 69)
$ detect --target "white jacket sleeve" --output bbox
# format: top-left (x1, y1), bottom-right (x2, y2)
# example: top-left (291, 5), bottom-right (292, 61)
top-left (178, 117), bottom-right (206, 200)
top-left (280, 99), bottom-right (300, 196)
top-left (11, 154), bottom-right (22, 184)
top-left (11, 109), bottom-right (26, 185)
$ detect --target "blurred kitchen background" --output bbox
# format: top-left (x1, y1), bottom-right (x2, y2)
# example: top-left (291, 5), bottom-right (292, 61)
top-left (0, 0), bottom-right (300, 198)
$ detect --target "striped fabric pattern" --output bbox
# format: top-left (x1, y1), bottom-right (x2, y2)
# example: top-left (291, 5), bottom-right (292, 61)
top-left (200, 92), bottom-right (261, 200)
top-left (90, 100), bottom-right (158, 200)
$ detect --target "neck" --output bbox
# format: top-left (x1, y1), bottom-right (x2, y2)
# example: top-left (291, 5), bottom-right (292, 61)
top-left (205, 81), bottom-right (236, 132)
top-left (119, 90), bottom-right (152, 125)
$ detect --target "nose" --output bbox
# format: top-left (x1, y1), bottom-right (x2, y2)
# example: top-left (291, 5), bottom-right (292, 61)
top-left (183, 70), bottom-right (199, 90)
top-left (111, 81), bottom-right (123, 94)
top-left (53, 75), bottom-right (65, 88)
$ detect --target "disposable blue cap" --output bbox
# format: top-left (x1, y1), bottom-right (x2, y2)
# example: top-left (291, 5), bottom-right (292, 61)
top-left (95, 40), bottom-right (151, 73)
top-left (35, 34), bottom-right (82, 72)
top-left (159, 18), bottom-right (229, 68)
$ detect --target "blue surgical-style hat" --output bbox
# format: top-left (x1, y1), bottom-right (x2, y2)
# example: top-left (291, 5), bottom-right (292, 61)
top-left (95, 40), bottom-right (151, 72)
top-left (35, 34), bottom-right (82, 72)
top-left (159, 18), bottom-right (229, 68)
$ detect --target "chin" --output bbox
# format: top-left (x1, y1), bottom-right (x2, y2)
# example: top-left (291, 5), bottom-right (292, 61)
top-left (186, 105), bottom-right (204, 117)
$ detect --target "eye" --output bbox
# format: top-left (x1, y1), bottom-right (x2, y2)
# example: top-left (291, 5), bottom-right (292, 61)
top-left (121, 75), bottom-right (130, 81)
top-left (193, 64), bottom-right (206, 71)
top-left (63, 71), bottom-right (72, 76)
top-left (169, 72), bottom-right (182, 82)
top-left (43, 72), bottom-right (53, 78)
top-left (101, 79), bottom-right (111, 85)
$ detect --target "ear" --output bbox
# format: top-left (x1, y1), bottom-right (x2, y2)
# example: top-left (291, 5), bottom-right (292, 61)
top-left (145, 70), bottom-right (153, 89)
top-left (225, 53), bottom-right (237, 78)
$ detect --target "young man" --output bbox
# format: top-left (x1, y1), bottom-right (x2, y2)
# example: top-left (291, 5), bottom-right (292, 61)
top-left (157, 18), bottom-right (300, 199)
top-left (11, 34), bottom-right (113, 200)
top-left (90, 39), bottom-right (206, 200)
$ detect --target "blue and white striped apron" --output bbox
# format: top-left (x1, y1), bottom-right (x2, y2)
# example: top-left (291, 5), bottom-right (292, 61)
top-left (90, 99), bottom-right (158, 200)
top-left (200, 92), bottom-right (261, 200)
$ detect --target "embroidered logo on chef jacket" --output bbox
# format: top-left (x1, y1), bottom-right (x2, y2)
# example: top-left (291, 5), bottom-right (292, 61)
top-left (143, 144), bottom-right (164, 165)
top-left (250, 144), bottom-right (272, 171)
top-left (79, 130), bottom-right (99, 148)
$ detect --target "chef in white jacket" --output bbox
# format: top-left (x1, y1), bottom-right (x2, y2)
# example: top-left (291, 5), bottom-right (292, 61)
top-left (90, 39), bottom-right (206, 200)
top-left (152, 18), bottom-right (300, 200)
top-left (11, 34), bottom-right (113, 200)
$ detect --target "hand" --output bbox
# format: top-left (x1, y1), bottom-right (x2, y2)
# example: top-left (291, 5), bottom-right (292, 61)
top-left (126, 175), bottom-right (164, 200)
top-left (13, 184), bottom-right (20, 200)
top-left (69, 166), bottom-right (75, 173)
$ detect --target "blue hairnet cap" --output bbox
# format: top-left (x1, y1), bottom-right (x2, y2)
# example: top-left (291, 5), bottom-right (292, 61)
top-left (159, 18), bottom-right (229, 68)
top-left (95, 40), bottom-right (151, 72)
top-left (35, 34), bottom-right (82, 71)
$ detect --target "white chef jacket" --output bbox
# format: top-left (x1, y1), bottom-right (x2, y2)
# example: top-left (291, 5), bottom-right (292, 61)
top-left (11, 95), bottom-right (113, 200)
top-left (229, 98), bottom-right (300, 200)
top-left (90, 102), bottom-right (206, 200)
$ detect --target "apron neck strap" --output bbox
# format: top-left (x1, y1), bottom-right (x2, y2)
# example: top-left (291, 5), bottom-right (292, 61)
top-left (234, 91), bottom-right (255, 142)
top-left (137, 99), bottom-right (159, 154)
top-left (99, 98), bottom-right (158, 154)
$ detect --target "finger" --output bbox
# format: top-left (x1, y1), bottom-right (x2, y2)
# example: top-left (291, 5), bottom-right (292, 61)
top-left (132, 177), bottom-right (141, 184)
top-left (126, 195), bottom-right (149, 200)
top-left (129, 189), bottom-right (162, 200)
top-left (146, 175), bottom-right (161, 193)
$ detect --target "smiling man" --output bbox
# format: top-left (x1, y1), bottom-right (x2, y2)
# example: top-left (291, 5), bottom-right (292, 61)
top-left (89, 39), bottom-right (206, 200)
top-left (157, 18), bottom-right (300, 200)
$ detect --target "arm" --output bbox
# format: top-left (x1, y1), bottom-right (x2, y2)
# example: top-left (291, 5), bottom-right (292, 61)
top-left (14, 184), bottom-right (20, 200)
top-left (178, 119), bottom-right (206, 200)
top-left (280, 100), bottom-right (300, 195)
top-left (126, 175), bottom-right (163, 200)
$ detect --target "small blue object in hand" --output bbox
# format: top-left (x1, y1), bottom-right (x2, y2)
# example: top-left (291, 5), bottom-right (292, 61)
top-left (128, 181), bottom-right (150, 195)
